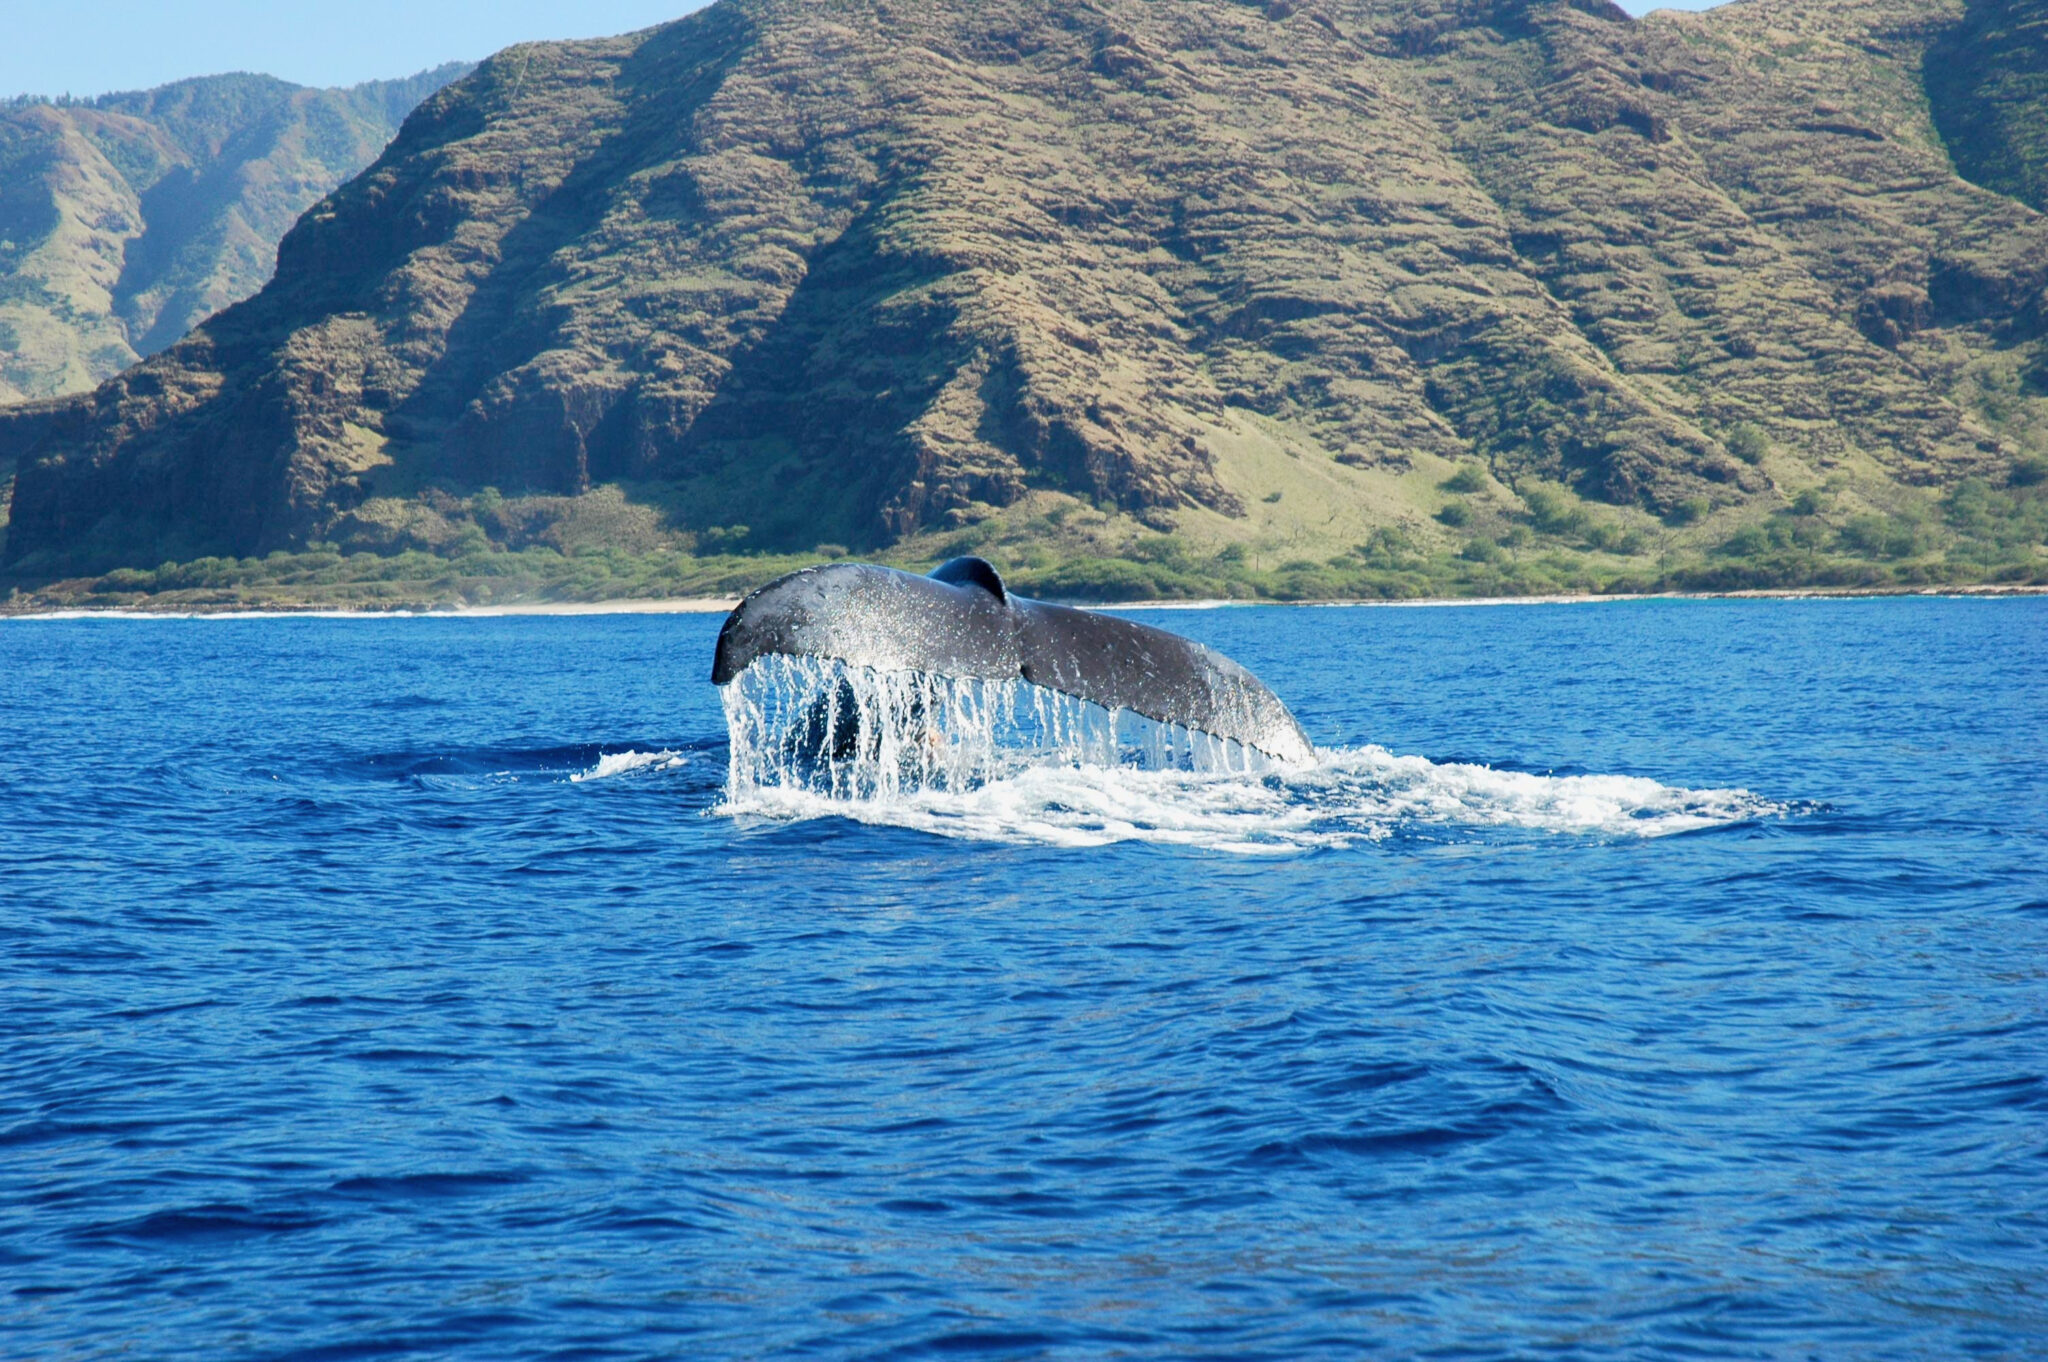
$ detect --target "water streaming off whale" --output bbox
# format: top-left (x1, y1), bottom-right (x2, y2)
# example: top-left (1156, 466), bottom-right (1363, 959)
top-left (721, 654), bottom-right (1281, 795)
top-left (716, 653), bottom-right (1782, 850)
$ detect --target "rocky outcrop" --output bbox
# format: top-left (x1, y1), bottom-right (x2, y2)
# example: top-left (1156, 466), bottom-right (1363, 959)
top-left (3, 0), bottom-right (2044, 573)
top-left (0, 65), bottom-right (469, 405)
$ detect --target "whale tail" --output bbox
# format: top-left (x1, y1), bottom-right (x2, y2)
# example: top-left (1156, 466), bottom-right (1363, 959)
top-left (712, 557), bottom-right (1314, 765)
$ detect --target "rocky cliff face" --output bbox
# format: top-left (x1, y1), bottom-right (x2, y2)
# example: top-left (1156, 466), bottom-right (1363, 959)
top-left (3, 0), bottom-right (2043, 573)
top-left (0, 65), bottom-right (470, 405)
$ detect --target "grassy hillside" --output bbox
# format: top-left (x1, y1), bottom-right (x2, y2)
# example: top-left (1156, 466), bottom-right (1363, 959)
top-left (1930, 0), bottom-right (2048, 212)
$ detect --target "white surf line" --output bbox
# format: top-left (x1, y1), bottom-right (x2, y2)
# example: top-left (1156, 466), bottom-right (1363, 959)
top-left (1, 600), bottom-right (741, 622)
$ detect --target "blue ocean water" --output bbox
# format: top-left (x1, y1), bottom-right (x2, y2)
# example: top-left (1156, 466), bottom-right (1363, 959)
top-left (2, 597), bottom-right (2043, 1360)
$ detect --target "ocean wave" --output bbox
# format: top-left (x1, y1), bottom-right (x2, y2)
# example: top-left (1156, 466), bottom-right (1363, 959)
top-left (330, 743), bottom-right (696, 786)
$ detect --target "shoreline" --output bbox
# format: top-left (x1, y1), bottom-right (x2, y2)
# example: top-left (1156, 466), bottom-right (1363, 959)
top-left (0, 597), bottom-right (743, 622)
top-left (4, 582), bottom-right (2045, 622)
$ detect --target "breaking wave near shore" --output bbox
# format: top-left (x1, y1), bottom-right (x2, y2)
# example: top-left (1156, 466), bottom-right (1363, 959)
top-left (717, 656), bottom-right (1782, 851)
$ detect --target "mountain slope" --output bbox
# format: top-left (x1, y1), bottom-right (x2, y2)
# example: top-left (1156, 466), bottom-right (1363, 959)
top-left (0, 64), bottom-right (470, 405)
top-left (1930, 0), bottom-right (2048, 213)
top-left (1, 0), bottom-right (2043, 579)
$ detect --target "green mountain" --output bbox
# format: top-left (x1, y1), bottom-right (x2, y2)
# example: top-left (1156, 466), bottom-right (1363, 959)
top-left (0, 64), bottom-right (470, 404)
top-left (1930, 0), bottom-right (2048, 213)
top-left (1, 0), bottom-right (2044, 603)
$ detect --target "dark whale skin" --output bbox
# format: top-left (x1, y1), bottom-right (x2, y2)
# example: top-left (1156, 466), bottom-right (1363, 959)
top-left (711, 558), bottom-right (1314, 764)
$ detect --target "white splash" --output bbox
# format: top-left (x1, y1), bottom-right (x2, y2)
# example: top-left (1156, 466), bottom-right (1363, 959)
top-left (716, 656), bottom-right (1780, 851)
top-left (571, 749), bottom-right (686, 782)
top-left (720, 654), bottom-right (1282, 803)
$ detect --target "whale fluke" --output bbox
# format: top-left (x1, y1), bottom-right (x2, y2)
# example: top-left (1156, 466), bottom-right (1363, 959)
top-left (711, 558), bottom-right (1314, 764)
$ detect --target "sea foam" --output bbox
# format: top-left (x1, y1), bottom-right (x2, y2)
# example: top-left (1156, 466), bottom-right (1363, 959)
top-left (570, 749), bottom-right (686, 782)
top-left (717, 655), bottom-right (1778, 851)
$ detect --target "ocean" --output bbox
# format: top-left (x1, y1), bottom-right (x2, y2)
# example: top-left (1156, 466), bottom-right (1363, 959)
top-left (2, 597), bottom-right (2043, 1359)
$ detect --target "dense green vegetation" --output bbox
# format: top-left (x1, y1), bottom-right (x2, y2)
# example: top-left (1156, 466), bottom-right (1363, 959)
top-left (9, 468), bottom-right (2040, 613)
top-left (1929, 0), bottom-right (2048, 212)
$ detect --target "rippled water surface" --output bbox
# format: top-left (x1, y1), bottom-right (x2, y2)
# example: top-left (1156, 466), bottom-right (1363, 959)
top-left (3, 598), bottom-right (2044, 1359)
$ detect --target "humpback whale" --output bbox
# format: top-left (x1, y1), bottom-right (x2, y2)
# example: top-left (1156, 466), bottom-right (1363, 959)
top-left (711, 557), bottom-right (1315, 765)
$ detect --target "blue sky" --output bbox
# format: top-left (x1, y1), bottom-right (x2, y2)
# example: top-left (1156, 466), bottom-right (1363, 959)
top-left (6, 0), bottom-right (1735, 101)
top-left (2, 1), bottom-right (713, 99)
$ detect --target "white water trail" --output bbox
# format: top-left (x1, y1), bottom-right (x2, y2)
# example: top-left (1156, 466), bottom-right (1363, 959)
top-left (716, 656), bottom-right (1781, 852)
top-left (571, 750), bottom-right (686, 782)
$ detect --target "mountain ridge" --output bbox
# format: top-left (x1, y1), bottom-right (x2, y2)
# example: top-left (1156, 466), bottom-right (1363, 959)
top-left (1, 0), bottom-right (2043, 592)
top-left (0, 62), bottom-right (472, 405)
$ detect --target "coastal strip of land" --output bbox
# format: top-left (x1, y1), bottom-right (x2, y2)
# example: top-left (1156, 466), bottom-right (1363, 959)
top-left (7, 583), bottom-right (2045, 623)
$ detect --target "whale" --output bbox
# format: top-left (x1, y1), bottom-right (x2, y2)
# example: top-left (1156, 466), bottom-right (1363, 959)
top-left (711, 557), bottom-right (1315, 764)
